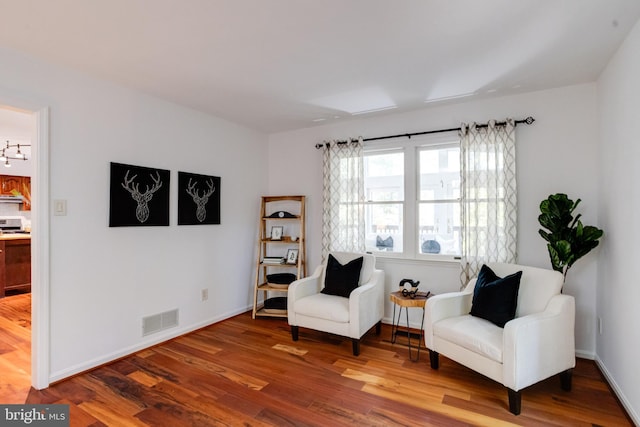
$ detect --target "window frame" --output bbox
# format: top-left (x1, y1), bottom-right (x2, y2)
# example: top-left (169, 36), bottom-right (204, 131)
top-left (363, 134), bottom-right (461, 262)
top-left (363, 147), bottom-right (405, 255)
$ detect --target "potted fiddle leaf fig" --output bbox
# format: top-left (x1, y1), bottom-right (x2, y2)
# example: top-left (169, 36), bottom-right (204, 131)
top-left (538, 193), bottom-right (604, 281)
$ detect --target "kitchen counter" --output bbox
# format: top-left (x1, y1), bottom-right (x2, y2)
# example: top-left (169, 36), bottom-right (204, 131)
top-left (0, 234), bottom-right (31, 240)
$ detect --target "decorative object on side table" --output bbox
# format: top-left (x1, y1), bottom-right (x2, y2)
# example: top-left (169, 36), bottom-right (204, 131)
top-left (538, 193), bottom-right (604, 282)
top-left (398, 278), bottom-right (421, 298)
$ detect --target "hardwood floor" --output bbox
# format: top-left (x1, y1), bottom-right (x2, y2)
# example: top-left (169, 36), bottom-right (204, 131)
top-left (1, 293), bottom-right (633, 426)
top-left (0, 292), bottom-right (31, 404)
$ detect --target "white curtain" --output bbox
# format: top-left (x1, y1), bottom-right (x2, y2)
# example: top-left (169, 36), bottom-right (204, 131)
top-left (321, 138), bottom-right (366, 259)
top-left (459, 119), bottom-right (517, 285)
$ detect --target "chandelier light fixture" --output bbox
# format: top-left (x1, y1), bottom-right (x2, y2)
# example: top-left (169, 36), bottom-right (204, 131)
top-left (0, 140), bottom-right (30, 168)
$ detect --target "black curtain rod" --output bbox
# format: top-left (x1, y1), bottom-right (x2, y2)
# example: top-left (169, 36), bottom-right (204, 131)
top-left (315, 116), bottom-right (535, 148)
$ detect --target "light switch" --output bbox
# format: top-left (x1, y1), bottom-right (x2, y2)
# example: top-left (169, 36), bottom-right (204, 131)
top-left (53, 199), bottom-right (67, 216)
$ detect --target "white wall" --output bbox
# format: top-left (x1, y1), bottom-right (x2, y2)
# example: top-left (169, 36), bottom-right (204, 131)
top-left (268, 84), bottom-right (601, 356)
top-left (597, 18), bottom-right (640, 424)
top-left (0, 47), bottom-right (268, 382)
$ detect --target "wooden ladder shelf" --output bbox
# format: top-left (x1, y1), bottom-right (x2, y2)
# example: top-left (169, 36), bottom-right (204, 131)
top-left (252, 195), bottom-right (306, 319)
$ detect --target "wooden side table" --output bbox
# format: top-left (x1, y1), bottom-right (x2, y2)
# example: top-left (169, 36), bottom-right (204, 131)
top-left (389, 290), bottom-right (431, 361)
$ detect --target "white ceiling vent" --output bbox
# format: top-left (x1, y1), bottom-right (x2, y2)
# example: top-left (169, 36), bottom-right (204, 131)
top-left (142, 309), bottom-right (179, 336)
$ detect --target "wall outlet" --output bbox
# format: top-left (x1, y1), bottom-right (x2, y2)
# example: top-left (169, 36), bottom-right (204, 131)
top-left (201, 288), bottom-right (208, 302)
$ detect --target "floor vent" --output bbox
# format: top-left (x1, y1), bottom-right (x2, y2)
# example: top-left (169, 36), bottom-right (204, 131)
top-left (142, 309), bottom-right (179, 336)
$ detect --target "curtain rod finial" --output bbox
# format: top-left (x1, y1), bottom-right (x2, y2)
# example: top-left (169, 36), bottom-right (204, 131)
top-left (524, 116), bottom-right (535, 125)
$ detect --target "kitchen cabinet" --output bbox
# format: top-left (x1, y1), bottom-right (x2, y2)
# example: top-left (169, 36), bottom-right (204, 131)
top-left (0, 175), bottom-right (31, 210)
top-left (0, 236), bottom-right (31, 297)
top-left (1, 176), bottom-right (22, 194)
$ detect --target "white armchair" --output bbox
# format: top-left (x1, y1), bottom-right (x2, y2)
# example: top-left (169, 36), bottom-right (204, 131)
top-left (424, 262), bottom-right (575, 415)
top-left (287, 252), bottom-right (384, 356)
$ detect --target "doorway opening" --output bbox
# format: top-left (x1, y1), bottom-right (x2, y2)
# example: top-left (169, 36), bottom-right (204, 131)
top-left (0, 103), bottom-right (49, 395)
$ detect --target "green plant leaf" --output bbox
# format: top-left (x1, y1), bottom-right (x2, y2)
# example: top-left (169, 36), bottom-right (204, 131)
top-left (547, 244), bottom-right (564, 272)
top-left (582, 225), bottom-right (604, 241)
top-left (538, 193), bottom-right (603, 280)
top-left (538, 229), bottom-right (551, 242)
top-left (555, 240), bottom-right (572, 260)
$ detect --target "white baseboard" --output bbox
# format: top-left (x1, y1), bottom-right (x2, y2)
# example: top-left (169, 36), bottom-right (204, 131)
top-left (48, 305), bottom-right (251, 384)
top-left (575, 349), bottom-right (595, 360)
top-left (594, 356), bottom-right (639, 426)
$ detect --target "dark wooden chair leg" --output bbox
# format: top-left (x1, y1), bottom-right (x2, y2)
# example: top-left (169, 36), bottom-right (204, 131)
top-left (507, 388), bottom-right (521, 415)
top-left (291, 326), bottom-right (299, 341)
top-left (375, 320), bottom-right (382, 335)
top-left (352, 339), bottom-right (360, 356)
top-left (560, 368), bottom-right (573, 391)
top-left (429, 350), bottom-right (439, 369)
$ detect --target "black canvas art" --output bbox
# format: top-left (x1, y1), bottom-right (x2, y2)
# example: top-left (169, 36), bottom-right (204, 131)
top-left (178, 171), bottom-right (221, 225)
top-left (109, 162), bottom-right (170, 227)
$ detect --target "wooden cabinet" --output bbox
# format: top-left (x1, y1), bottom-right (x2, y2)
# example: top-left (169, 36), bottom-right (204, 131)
top-left (0, 175), bottom-right (31, 210)
top-left (252, 196), bottom-right (306, 319)
top-left (1, 176), bottom-right (22, 194)
top-left (0, 237), bottom-right (31, 298)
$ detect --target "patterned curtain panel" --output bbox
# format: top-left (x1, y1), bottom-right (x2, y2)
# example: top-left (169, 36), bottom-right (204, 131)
top-left (321, 138), bottom-right (366, 259)
top-left (459, 119), bottom-right (517, 285)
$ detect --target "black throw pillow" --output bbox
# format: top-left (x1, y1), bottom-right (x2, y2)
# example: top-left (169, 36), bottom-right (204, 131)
top-left (470, 264), bottom-right (522, 328)
top-left (321, 254), bottom-right (363, 298)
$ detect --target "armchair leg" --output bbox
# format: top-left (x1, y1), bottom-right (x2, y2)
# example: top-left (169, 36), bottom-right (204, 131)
top-left (560, 368), bottom-right (573, 391)
top-left (291, 326), bottom-right (299, 341)
top-left (507, 388), bottom-right (521, 415)
top-left (375, 321), bottom-right (382, 335)
top-left (429, 350), bottom-right (439, 369)
top-left (352, 339), bottom-right (360, 356)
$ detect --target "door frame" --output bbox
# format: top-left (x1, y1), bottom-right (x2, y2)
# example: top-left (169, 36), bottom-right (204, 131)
top-left (0, 100), bottom-right (50, 389)
top-left (31, 107), bottom-right (50, 389)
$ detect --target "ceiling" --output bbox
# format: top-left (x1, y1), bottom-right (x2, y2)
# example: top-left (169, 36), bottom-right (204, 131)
top-left (1, 0), bottom-right (639, 134)
top-left (0, 107), bottom-right (32, 171)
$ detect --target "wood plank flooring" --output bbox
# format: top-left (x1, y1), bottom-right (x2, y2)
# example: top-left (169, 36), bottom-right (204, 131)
top-left (1, 293), bottom-right (633, 426)
top-left (0, 292), bottom-right (31, 404)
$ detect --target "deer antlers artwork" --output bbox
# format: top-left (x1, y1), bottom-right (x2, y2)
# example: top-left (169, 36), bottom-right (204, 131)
top-left (121, 170), bottom-right (163, 223)
top-left (110, 164), bottom-right (218, 227)
top-left (177, 172), bottom-right (221, 225)
top-left (186, 178), bottom-right (216, 222)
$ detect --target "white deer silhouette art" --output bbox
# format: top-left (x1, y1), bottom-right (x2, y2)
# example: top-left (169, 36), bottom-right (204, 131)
top-left (121, 170), bottom-right (163, 223)
top-left (186, 178), bottom-right (215, 222)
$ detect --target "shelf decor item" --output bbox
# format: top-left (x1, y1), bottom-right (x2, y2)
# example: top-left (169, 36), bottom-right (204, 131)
top-left (109, 162), bottom-right (170, 227)
top-left (252, 195), bottom-right (306, 319)
top-left (267, 273), bottom-right (297, 284)
top-left (286, 249), bottom-right (299, 264)
top-left (270, 226), bottom-right (284, 240)
top-left (268, 211), bottom-right (295, 218)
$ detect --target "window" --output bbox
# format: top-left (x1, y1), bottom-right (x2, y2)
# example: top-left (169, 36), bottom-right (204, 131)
top-left (364, 150), bottom-right (404, 253)
top-left (418, 144), bottom-right (460, 256)
top-left (364, 136), bottom-right (461, 259)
